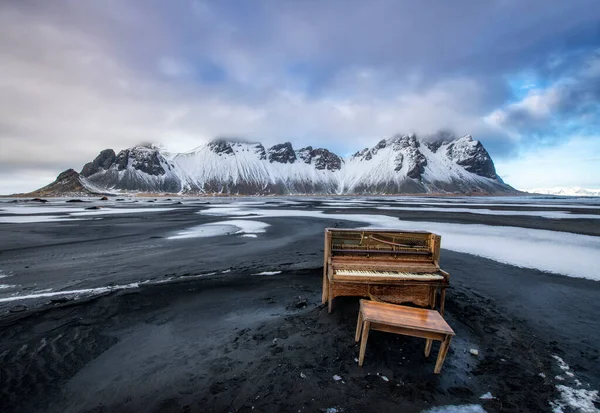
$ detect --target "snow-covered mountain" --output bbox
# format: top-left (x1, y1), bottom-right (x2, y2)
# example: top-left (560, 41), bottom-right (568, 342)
top-left (525, 187), bottom-right (600, 197)
top-left (77, 134), bottom-right (516, 195)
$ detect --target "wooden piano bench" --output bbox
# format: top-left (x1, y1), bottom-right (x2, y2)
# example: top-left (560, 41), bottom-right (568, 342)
top-left (355, 299), bottom-right (455, 374)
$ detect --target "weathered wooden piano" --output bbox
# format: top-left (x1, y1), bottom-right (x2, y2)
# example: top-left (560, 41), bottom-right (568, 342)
top-left (322, 228), bottom-right (449, 314)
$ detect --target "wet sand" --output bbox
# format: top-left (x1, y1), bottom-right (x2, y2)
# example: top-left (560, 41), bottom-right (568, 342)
top-left (0, 198), bottom-right (599, 412)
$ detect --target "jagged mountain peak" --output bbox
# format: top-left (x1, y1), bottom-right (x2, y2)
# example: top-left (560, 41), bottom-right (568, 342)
top-left (202, 138), bottom-right (267, 160)
top-left (268, 142), bottom-right (297, 164)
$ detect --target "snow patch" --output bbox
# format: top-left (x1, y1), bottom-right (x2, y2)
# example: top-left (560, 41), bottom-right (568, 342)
top-left (0, 215), bottom-right (82, 224)
top-left (552, 386), bottom-right (599, 413)
top-left (550, 355), bottom-right (599, 413)
top-left (0, 283), bottom-right (141, 303)
top-left (376, 206), bottom-right (600, 220)
top-left (70, 207), bottom-right (175, 216)
top-left (168, 220), bottom-right (269, 239)
top-left (421, 405), bottom-right (487, 413)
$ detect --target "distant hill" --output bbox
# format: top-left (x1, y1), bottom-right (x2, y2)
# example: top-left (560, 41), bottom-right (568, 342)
top-left (16, 169), bottom-right (113, 197)
top-left (525, 187), bottom-right (600, 197)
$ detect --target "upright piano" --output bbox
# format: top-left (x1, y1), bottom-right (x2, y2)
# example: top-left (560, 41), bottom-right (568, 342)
top-left (322, 228), bottom-right (449, 314)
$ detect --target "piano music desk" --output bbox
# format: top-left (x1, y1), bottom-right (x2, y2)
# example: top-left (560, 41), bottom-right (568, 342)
top-left (355, 300), bottom-right (455, 374)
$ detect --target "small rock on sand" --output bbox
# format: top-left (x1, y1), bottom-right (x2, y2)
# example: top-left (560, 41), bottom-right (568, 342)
top-left (469, 349), bottom-right (479, 356)
top-left (10, 305), bottom-right (28, 313)
top-left (333, 375), bottom-right (342, 381)
top-left (295, 298), bottom-right (308, 308)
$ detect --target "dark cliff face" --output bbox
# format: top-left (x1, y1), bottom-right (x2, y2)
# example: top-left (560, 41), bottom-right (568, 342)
top-left (81, 147), bottom-right (168, 177)
top-left (446, 138), bottom-right (498, 179)
top-left (391, 135), bottom-right (427, 179)
top-left (81, 149), bottom-right (116, 177)
top-left (208, 140), bottom-right (234, 155)
top-left (208, 139), bottom-right (267, 160)
top-left (268, 142), bottom-right (297, 164)
top-left (254, 144), bottom-right (267, 160)
top-left (115, 148), bottom-right (167, 176)
top-left (297, 147), bottom-right (342, 171)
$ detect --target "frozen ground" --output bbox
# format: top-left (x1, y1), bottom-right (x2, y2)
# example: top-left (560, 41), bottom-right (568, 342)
top-left (0, 195), bottom-right (598, 412)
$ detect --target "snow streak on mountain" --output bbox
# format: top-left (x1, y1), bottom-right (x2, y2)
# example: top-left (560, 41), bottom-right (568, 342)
top-left (77, 134), bottom-right (516, 195)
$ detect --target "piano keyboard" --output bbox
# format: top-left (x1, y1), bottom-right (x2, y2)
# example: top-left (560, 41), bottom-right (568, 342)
top-left (335, 269), bottom-right (444, 280)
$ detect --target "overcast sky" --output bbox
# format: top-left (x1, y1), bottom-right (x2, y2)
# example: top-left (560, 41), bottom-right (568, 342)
top-left (1, 0), bottom-right (599, 194)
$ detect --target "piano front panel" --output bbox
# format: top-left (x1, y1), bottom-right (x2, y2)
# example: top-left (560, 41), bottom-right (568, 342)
top-left (330, 283), bottom-right (434, 308)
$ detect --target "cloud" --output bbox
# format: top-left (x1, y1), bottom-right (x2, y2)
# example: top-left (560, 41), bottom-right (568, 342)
top-left (157, 57), bottom-right (195, 78)
top-left (0, 0), bottom-right (599, 193)
top-left (485, 50), bottom-right (600, 147)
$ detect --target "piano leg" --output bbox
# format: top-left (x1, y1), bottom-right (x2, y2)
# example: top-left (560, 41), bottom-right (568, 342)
top-left (424, 339), bottom-right (433, 357)
top-left (439, 288), bottom-right (446, 316)
top-left (327, 283), bottom-right (333, 313)
top-left (355, 310), bottom-right (364, 343)
top-left (321, 273), bottom-right (328, 304)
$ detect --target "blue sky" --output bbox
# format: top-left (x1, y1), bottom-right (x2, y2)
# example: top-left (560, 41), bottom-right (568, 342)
top-left (0, 0), bottom-right (599, 193)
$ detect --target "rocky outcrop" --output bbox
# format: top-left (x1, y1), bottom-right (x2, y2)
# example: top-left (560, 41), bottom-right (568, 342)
top-left (78, 145), bottom-right (181, 193)
top-left (297, 147), bottom-right (343, 171)
top-left (268, 143), bottom-right (297, 164)
top-left (81, 149), bottom-right (116, 177)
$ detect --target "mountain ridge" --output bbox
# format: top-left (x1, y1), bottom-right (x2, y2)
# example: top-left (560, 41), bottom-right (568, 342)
top-left (35, 133), bottom-right (518, 195)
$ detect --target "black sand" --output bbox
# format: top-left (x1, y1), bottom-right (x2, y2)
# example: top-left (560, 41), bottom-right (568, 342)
top-left (0, 199), bottom-right (599, 412)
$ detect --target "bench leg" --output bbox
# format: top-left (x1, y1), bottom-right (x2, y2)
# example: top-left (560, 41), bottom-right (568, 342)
top-left (434, 335), bottom-right (452, 374)
top-left (424, 339), bottom-right (433, 357)
top-left (355, 311), bottom-right (364, 343)
top-left (358, 321), bottom-right (370, 366)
